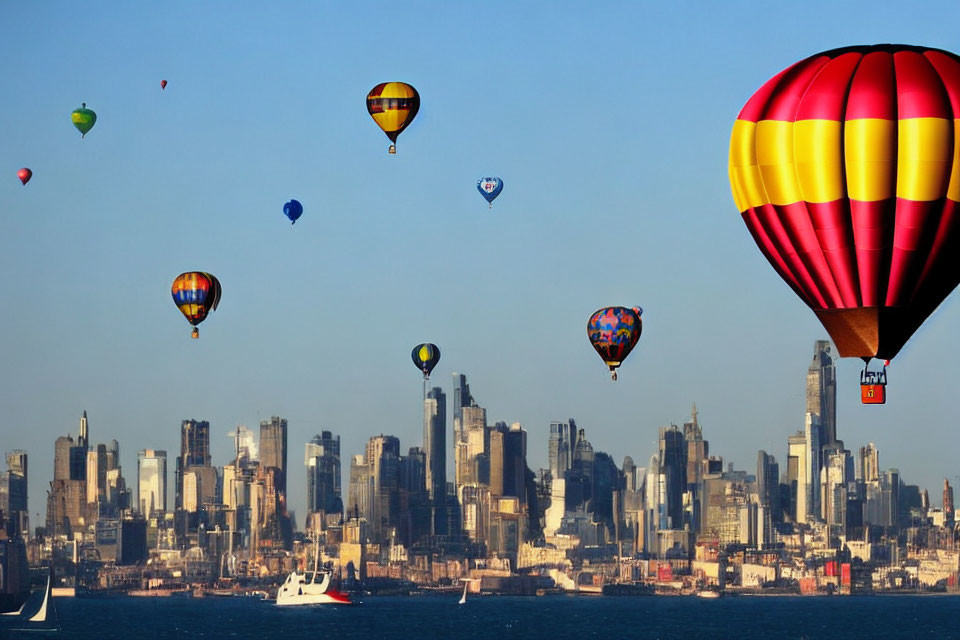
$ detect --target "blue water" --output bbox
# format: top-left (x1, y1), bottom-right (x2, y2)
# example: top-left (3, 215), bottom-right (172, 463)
top-left (3, 594), bottom-right (959, 639)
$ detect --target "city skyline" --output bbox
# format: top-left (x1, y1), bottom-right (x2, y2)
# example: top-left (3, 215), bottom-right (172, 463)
top-left (9, 339), bottom-right (957, 530)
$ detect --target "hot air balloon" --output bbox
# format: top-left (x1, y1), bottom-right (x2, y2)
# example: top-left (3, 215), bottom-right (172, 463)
top-left (171, 272), bottom-right (221, 339)
top-left (587, 306), bottom-right (642, 380)
top-left (283, 199), bottom-right (303, 225)
top-left (411, 343), bottom-right (440, 379)
top-left (161, 80), bottom-right (167, 90)
top-left (366, 82), bottom-right (420, 154)
top-left (729, 44), bottom-right (960, 402)
top-left (71, 103), bottom-right (97, 138)
top-left (16, 168), bottom-right (31, 185)
top-left (477, 177), bottom-right (503, 208)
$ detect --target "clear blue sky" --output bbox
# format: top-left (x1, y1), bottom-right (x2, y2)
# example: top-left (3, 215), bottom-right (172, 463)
top-left (2, 1), bottom-right (959, 523)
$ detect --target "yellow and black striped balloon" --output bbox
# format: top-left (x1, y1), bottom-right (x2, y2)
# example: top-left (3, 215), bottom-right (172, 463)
top-left (366, 82), bottom-right (419, 151)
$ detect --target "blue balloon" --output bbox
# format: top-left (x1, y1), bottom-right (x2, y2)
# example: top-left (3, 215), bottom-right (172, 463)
top-left (283, 199), bottom-right (303, 225)
top-left (477, 177), bottom-right (503, 207)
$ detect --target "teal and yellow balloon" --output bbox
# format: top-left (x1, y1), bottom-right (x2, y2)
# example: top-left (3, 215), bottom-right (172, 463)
top-left (411, 343), bottom-right (440, 379)
top-left (71, 103), bottom-right (97, 138)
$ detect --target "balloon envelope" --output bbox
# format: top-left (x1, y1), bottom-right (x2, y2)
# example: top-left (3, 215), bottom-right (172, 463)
top-left (71, 103), bottom-right (97, 137)
top-left (411, 343), bottom-right (440, 378)
top-left (283, 199), bottom-right (303, 224)
top-left (171, 272), bottom-right (221, 335)
top-left (729, 45), bottom-right (960, 360)
top-left (587, 307), bottom-right (642, 377)
top-left (161, 80), bottom-right (167, 90)
top-left (366, 82), bottom-right (420, 144)
top-left (17, 168), bottom-right (31, 185)
top-left (477, 177), bottom-right (503, 205)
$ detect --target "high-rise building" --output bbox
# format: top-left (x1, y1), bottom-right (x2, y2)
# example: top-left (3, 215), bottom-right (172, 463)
top-left (804, 412), bottom-right (821, 519)
top-left (859, 443), bottom-right (880, 483)
top-left (180, 420), bottom-right (211, 467)
top-left (757, 450), bottom-right (780, 522)
top-left (944, 478), bottom-right (955, 515)
top-left (806, 340), bottom-right (837, 445)
top-left (3, 451), bottom-right (28, 538)
top-left (452, 373), bottom-right (473, 433)
top-left (260, 417), bottom-right (288, 494)
top-left (424, 387), bottom-right (446, 503)
top-left (54, 436), bottom-right (73, 481)
top-left (137, 449), bottom-right (167, 515)
top-left (365, 435), bottom-right (401, 540)
top-left (305, 431), bottom-right (341, 516)
top-left (548, 419), bottom-right (578, 479)
top-left (821, 449), bottom-right (849, 538)
top-left (787, 431), bottom-right (807, 522)
top-left (658, 425), bottom-right (686, 529)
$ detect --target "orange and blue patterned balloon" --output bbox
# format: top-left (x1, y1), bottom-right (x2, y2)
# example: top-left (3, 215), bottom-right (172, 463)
top-left (411, 343), bottom-right (440, 379)
top-left (587, 306), bottom-right (642, 380)
top-left (172, 272), bottom-right (222, 339)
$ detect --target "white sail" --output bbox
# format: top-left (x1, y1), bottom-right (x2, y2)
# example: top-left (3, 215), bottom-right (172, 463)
top-left (458, 581), bottom-right (467, 605)
top-left (27, 575), bottom-right (50, 623)
top-left (1, 600), bottom-right (25, 616)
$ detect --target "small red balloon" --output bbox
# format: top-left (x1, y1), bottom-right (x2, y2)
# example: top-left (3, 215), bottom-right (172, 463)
top-left (161, 80), bottom-right (167, 90)
top-left (17, 168), bottom-right (31, 185)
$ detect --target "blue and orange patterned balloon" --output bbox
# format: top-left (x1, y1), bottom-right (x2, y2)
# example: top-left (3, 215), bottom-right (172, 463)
top-left (172, 272), bottom-right (222, 339)
top-left (587, 306), bottom-right (642, 380)
top-left (411, 343), bottom-right (441, 379)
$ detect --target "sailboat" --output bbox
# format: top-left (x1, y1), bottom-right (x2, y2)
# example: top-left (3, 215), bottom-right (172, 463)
top-left (7, 572), bottom-right (59, 632)
top-left (458, 581), bottom-right (468, 605)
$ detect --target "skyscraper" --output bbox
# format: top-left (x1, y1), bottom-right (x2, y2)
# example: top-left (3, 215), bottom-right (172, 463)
top-left (180, 420), bottom-right (211, 467)
top-left (859, 443), bottom-right (880, 482)
top-left (452, 373), bottom-right (473, 432)
top-left (305, 431), bottom-right (341, 515)
top-left (424, 387), bottom-right (446, 503)
top-left (3, 451), bottom-right (27, 538)
top-left (137, 449), bottom-right (167, 515)
top-left (787, 431), bottom-right (807, 522)
top-left (757, 450), bottom-right (780, 522)
top-left (804, 412), bottom-right (821, 519)
top-left (806, 340), bottom-right (837, 445)
top-left (658, 425), bottom-right (686, 529)
top-left (260, 417), bottom-right (288, 494)
top-left (548, 419), bottom-right (578, 478)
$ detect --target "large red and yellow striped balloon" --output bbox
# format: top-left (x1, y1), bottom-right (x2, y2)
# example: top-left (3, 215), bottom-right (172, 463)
top-left (729, 45), bottom-right (960, 360)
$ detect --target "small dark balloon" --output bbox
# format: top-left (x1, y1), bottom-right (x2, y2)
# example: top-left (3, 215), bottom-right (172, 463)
top-left (161, 80), bottom-right (167, 90)
top-left (283, 199), bottom-right (303, 225)
top-left (17, 168), bottom-right (32, 185)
